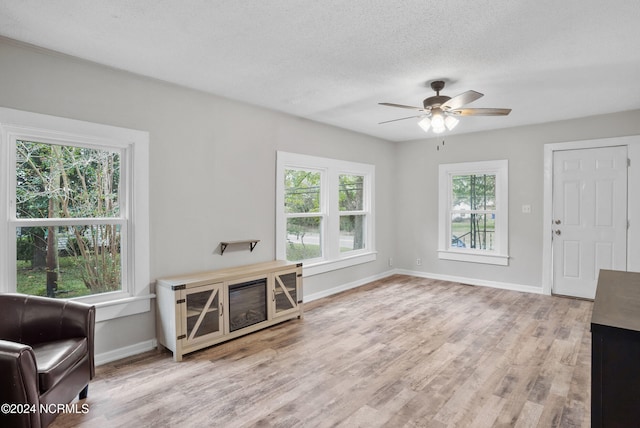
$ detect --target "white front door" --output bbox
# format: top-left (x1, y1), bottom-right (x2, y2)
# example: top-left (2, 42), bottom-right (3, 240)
top-left (552, 146), bottom-right (628, 299)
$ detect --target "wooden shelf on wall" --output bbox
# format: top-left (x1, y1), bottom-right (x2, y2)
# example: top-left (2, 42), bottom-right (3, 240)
top-left (220, 239), bottom-right (260, 255)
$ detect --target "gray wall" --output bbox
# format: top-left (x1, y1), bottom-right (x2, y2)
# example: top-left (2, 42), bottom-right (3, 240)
top-left (0, 38), bottom-right (396, 355)
top-left (395, 110), bottom-right (640, 289)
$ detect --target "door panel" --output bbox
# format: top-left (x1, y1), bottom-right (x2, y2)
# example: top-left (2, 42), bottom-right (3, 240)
top-left (595, 180), bottom-right (615, 226)
top-left (552, 146), bottom-right (627, 299)
top-left (562, 241), bottom-right (580, 278)
top-left (563, 181), bottom-right (581, 225)
top-left (594, 242), bottom-right (613, 278)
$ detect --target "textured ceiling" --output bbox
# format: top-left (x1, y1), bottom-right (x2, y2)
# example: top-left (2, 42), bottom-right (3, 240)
top-left (1, 1), bottom-right (639, 142)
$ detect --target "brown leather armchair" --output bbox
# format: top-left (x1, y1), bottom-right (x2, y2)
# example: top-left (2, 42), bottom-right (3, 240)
top-left (0, 293), bottom-right (95, 428)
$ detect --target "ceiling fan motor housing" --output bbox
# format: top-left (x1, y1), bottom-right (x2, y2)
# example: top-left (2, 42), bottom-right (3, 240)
top-left (424, 80), bottom-right (451, 109)
top-left (423, 95), bottom-right (451, 109)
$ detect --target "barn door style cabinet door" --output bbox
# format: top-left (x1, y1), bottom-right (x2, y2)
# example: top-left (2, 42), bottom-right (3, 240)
top-left (272, 268), bottom-right (301, 320)
top-left (182, 283), bottom-right (224, 344)
top-left (156, 261), bottom-right (303, 361)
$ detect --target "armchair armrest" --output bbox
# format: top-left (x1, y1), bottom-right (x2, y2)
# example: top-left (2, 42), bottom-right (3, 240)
top-left (0, 340), bottom-right (41, 428)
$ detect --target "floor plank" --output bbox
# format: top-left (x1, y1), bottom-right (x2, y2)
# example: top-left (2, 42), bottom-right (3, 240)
top-left (51, 275), bottom-right (592, 427)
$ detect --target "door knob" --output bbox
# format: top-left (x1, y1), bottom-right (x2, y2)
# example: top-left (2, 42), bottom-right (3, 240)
top-left (554, 230), bottom-right (561, 236)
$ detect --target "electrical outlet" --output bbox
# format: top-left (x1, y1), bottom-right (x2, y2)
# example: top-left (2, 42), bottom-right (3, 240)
top-left (522, 204), bottom-right (532, 214)
top-left (416, 258), bottom-right (422, 266)
top-left (388, 257), bottom-right (393, 267)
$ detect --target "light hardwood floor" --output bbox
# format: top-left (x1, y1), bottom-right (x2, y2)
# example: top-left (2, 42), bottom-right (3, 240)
top-left (52, 275), bottom-right (593, 427)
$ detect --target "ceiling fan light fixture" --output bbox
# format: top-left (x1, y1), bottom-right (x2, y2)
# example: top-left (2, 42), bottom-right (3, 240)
top-left (445, 115), bottom-right (459, 131)
top-left (418, 116), bottom-right (431, 132)
top-left (431, 111), bottom-right (446, 133)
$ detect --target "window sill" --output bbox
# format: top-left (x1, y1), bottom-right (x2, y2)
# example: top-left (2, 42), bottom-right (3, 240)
top-left (438, 250), bottom-right (509, 266)
top-left (302, 251), bottom-right (377, 277)
top-left (93, 294), bottom-right (155, 322)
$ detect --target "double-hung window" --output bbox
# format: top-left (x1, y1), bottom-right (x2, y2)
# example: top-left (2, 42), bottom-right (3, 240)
top-left (438, 160), bottom-right (509, 265)
top-left (13, 139), bottom-right (124, 298)
top-left (276, 152), bottom-right (375, 276)
top-left (1, 107), bottom-right (150, 320)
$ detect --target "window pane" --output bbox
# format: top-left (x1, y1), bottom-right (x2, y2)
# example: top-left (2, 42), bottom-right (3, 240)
top-left (16, 140), bottom-right (120, 219)
top-left (451, 174), bottom-right (496, 210)
top-left (284, 169), bottom-right (321, 213)
top-left (450, 213), bottom-right (495, 250)
top-left (340, 215), bottom-right (365, 252)
top-left (286, 217), bottom-right (321, 261)
top-left (339, 174), bottom-right (364, 211)
top-left (451, 175), bottom-right (471, 209)
top-left (16, 225), bottom-right (122, 298)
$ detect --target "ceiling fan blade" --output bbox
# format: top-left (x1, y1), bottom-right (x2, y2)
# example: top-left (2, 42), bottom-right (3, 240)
top-left (379, 114), bottom-right (425, 125)
top-left (449, 108), bottom-right (511, 116)
top-left (441, 90), bottom-right (484, 110)
top-left (378, 102), bottom-right (425, 111)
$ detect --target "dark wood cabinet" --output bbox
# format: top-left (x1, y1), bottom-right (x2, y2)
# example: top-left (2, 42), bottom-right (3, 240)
top-left (591, 270), bottom-right (640, 427)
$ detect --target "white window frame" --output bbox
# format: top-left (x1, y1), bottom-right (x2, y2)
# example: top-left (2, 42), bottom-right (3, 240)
top-left (276, 151), bottom-right (376, 277)
top-left (0, 107), bottom-right (151, 321)
top-left (438, 160), bottom-right (509, 266)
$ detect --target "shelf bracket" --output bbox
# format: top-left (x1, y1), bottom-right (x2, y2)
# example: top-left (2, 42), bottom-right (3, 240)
top-left (220, 239), bottom-right (260, 255)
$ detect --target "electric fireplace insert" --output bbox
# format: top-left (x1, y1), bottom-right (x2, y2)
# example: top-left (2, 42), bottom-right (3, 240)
top-left (228, 278), bottom-right (268, 332)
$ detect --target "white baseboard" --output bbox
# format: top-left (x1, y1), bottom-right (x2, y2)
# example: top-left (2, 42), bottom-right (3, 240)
top-left (304, 268), bottom-right (544, 303)
top-left (304, 270), bottom-right (397, 302)
top-left (95, 338), bottom-right (157, 366)
top-left (394, 268), bottom-right (545, 295)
